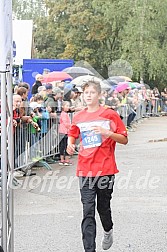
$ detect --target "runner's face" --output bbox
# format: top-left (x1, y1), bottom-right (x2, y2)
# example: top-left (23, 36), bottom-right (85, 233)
top-left (83, 85), bottom-right (100, 106)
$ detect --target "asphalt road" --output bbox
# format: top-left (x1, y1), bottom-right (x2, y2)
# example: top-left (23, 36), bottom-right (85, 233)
top-left (14, 116), bottom-right (167, 252)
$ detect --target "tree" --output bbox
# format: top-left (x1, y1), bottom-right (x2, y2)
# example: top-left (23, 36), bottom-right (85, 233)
top-left (34, 0), bottom-right (132, 78)
top-left (119, 0), bottom-right (167, 87)
top-left (12, 0), bottom-right (46, 20)
top-left (13, 0), bottom-right (167, 88)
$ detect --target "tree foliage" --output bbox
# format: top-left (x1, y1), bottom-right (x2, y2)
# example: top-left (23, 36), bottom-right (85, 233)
top-left (12, 0), bottom-right (46, 19)
top-left (13, 0), bottom-right (167, 89)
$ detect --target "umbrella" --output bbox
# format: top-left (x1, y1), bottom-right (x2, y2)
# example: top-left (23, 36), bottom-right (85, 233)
top-left (127, 82), bottom-right (138, 89)
top-left (108, 86), bottom-right (116, 95)
top-left (42, 71), bottom-right (73, 83)
top-left (62, 66), bottom-right (94, 78)
top-left (119, 76), bottom-right (132, 82)
top-left (103, 80), bottom-right (117, 93)
top-left (104, 78), bottom-right (118, 86)
top-left (117, 81), bottom-right (129, 85)
top-left (71, 75), bottom-right (110, 90)
top-left (115, 83), bottom-right (130, 92)
top-left (109, 76), bottom-right (132, 83)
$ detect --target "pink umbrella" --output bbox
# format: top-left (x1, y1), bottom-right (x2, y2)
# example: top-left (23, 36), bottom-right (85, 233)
top-left (42, 71), bottom-right (73, 83)
top-left (115, 83), bottom-right (131, 92)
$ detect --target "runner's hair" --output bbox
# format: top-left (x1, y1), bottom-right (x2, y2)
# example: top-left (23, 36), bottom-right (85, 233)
top-left (82, 79), bottom-right (101, 94)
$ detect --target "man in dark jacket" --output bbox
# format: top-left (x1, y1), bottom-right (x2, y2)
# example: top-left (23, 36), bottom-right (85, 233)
top-left (45, 87), bottom-right (63, 116)
top-left (31, 74), bottom-right (43, 96)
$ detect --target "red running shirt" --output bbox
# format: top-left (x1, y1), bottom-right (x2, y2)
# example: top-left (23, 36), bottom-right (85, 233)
top-left (68, 106), bottom-right (127, 177)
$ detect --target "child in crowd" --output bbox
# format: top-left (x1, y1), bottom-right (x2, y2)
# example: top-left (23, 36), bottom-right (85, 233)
top-left (29, 102), bottom-right (41, 160)
top-left (30, 95), bottom-right (50, 159)
top-left (35, 95), bottom-right (50, 158)
top-left (58, 101), bottom-right (72, 165)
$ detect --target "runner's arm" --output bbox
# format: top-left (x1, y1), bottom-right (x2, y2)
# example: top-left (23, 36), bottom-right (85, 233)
top-left (106, 131), bottom-right (128, 145)
top-left (67, 136), bottom-right (76, 155)
top-left (92, 126), bottom-right (128, 145)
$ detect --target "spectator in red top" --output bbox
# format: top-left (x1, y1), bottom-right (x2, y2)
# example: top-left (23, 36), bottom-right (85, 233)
top-left (13, 94), bottom-right (22, 168)
top-left (67, 80), bottom-right (128, 252)
top-left (13, 94), bottom-right (22, 129)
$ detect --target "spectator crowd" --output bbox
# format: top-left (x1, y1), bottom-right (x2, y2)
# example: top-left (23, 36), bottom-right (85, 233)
top-left (12, 73), bottom-right (167, 172)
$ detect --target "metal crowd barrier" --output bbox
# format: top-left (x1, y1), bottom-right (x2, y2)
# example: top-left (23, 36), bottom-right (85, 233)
top-left (161, 98), bottom-right (167, 113)
top-left (12, 98), bottom-right (163, 173)
top-left (13, 117), bottom-right (60, 173)
top-left (146, 98), bottom-right (162, 116)
top-left (117, 98), bottom-right (162, 127)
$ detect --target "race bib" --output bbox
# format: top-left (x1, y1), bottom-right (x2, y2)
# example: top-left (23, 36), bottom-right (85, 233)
top-left (81, 130), bottom-right (102, 149)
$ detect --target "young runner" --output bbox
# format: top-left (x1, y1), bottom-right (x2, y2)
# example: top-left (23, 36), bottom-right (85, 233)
top-left (67, 80), bottom-right (128, 252)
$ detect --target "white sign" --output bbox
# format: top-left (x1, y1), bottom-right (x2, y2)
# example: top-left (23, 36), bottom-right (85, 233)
top-left (13, 20), bottom-right (33, 65)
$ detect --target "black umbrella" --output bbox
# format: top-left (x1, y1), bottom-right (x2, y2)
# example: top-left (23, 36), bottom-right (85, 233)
top-left (104, 79), bottom-right (118, 86)
top-left (108, 76), bottom-right (132, 83)
top-left (62, 66), bottom-right (94, 78)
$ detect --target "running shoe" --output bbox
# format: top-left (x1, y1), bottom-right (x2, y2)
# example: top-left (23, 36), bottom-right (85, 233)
top-left (102, 229), bottom-right (113, 250)
top-left (64, 161), bottom-right (73, 166)
top-left (59, 161), bottom-right (65, 165)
